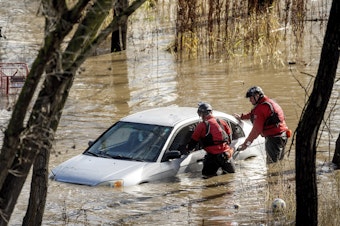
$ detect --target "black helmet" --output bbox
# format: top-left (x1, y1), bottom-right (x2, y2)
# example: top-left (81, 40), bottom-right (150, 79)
top-left (246, 86), bottom-right (264, 98)
top-left (197, 102), bottom-right (212, 116)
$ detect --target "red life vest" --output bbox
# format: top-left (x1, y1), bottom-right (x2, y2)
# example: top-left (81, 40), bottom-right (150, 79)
top-left (201, 118), bottom-right (231, 147)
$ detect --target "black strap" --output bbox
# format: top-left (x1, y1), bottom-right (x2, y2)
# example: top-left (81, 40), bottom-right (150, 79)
top-left (262, 101), bottom-right (281, 128)
top-left (205, 118), bottom-right (231, 145)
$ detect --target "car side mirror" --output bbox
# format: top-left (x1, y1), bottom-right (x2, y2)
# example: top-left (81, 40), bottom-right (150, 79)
top-left (88, 141), bottom-right (94, 146)
top-left (162, 150), bottom-right (182, 161)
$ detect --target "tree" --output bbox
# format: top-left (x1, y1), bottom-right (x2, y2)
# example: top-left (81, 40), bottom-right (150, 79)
top-left (332, 134), bottom-right (340, 168)
top-left (0, 0), bottom-right (147, 225)
top-left (295, 0), bottom-right (340, 225)
top-left (248, 0), bottom-right (274, 14)
top-left (111, 0), bottom-right (129, 52)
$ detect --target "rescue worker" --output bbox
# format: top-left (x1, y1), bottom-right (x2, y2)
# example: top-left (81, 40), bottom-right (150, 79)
top-left (234, 86), bottom-right (290, 163)
top-left (187, 102), bottom-right (236, 178)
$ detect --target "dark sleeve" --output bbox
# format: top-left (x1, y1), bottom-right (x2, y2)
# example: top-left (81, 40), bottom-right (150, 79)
top-left (187, 138), bottom-right (198, 151)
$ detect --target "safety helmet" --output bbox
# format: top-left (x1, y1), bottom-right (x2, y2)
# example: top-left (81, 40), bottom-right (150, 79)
top-left (197, 102), bottom-right (212, 116)
top-left (246, 86), bottom-right (264, 98)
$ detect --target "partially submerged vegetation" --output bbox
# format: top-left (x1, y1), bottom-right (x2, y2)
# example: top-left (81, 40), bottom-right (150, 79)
top-left (171, 0), bottom-right (328, 60)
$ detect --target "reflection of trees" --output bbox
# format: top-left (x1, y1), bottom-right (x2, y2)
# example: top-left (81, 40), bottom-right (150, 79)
top-left (76, 53), bottom-right (130, 116)
top-left (110, 53), bottom-right (130, 114)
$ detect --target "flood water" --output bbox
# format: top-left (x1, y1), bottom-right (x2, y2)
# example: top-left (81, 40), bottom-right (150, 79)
top-left (1, 0), bottom-right (340, 225)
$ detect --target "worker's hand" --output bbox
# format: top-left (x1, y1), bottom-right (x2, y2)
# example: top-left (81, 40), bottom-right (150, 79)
top-left (237, 143), bottom-right (247, 151)
top-left (185, 144), bottom-right (197, 154)
top-left (178, 144), bottom-right (189, 155)
top-left (233, 113), bottom-right (242, 121)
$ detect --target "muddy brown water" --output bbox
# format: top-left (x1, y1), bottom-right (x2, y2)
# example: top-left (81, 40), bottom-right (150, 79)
top-left (1, 0), bottom-right (339, 225)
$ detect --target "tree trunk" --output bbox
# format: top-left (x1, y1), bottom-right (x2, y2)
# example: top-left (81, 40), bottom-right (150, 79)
top-left (23, 8), bottom-right (62, 220)
top-left (248, 0), bottom-right (274, 14)
top-left (111, 0), bottom-right (128, 52)
top-left (0, 1), bottom-right (147, 225)
top-left (23, 148), bottom-right (50, 226)
top-left (332, 133), bottom-right (340, 168)
top-left (295, 0), bottom-right (340, 225)
top-left (0, 0), bottom-right (87, 189)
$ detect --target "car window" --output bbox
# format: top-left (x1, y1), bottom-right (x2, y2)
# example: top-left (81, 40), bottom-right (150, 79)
top-left (219, 118), bottom-right (245, 140)
top-left (85, 121), bottom-right (172, 162)
top-left (168, 123), bottom-right (197, 151)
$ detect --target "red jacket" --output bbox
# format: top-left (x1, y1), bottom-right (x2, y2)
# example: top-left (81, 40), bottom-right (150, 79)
top-left (241, 96), bottom-right (288, 144)
top-left (191, 115), bottom-right (233, 155)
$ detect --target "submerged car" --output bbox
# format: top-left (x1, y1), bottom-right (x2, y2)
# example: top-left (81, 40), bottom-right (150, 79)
top-left (49, 106), bottom-right (265, 187)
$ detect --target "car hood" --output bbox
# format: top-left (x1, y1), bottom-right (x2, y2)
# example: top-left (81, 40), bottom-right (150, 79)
top-left (50, 154), bottom-right (148, 186)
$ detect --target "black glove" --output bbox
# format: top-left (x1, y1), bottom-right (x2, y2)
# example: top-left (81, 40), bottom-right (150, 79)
top-left (178, 144), bottom-right (189, 155)
top-left (187, 139), bottom-right (198, 151)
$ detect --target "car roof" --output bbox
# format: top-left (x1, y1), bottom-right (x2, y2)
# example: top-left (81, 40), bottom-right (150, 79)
top-left (120, 106), bottom-right (233, 127)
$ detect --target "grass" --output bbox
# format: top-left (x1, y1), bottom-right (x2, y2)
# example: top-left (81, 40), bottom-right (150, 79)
top-left (171, 0), bottom-right (311, 64)
top-left (172, 1), bottom-right (285, 60)
top-left (261, 157), bottom-right (340, 225)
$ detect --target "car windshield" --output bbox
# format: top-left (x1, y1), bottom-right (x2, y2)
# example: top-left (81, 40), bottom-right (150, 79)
top-left (84, 121), bottom-right (173, 162)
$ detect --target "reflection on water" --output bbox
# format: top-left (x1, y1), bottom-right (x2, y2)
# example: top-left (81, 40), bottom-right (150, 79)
top-left (39, 157), bottom-right (273, 225)
top-left (1, 0), bottom-right (339, 225)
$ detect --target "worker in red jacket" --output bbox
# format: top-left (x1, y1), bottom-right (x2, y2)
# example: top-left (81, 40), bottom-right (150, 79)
top-left (187, 102), bottom-right (235, 178)
top-left (234, 86), bottom-right (290, 163)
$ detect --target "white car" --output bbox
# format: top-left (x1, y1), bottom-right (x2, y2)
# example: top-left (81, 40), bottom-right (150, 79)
top-left (49, 106), bottom-right (265, 187)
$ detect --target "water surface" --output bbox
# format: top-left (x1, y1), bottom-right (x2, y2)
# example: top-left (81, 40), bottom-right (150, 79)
top-left (1, 0), bottom-right (339, 225)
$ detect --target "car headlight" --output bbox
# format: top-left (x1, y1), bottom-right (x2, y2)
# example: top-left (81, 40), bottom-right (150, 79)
top-left (97, 180), bottom-right (124, 188)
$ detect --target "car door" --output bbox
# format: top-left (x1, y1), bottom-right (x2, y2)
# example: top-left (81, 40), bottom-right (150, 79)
top-left (159, 122), bottom-right (206, 174)
top-left (219, 117), bottom-right (246, 150)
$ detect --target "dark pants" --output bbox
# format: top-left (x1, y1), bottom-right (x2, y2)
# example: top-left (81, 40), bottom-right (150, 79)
top-left (202, 152), bottom-right (236, 177)
top-left (265, 133), bottom-right (288, 163)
